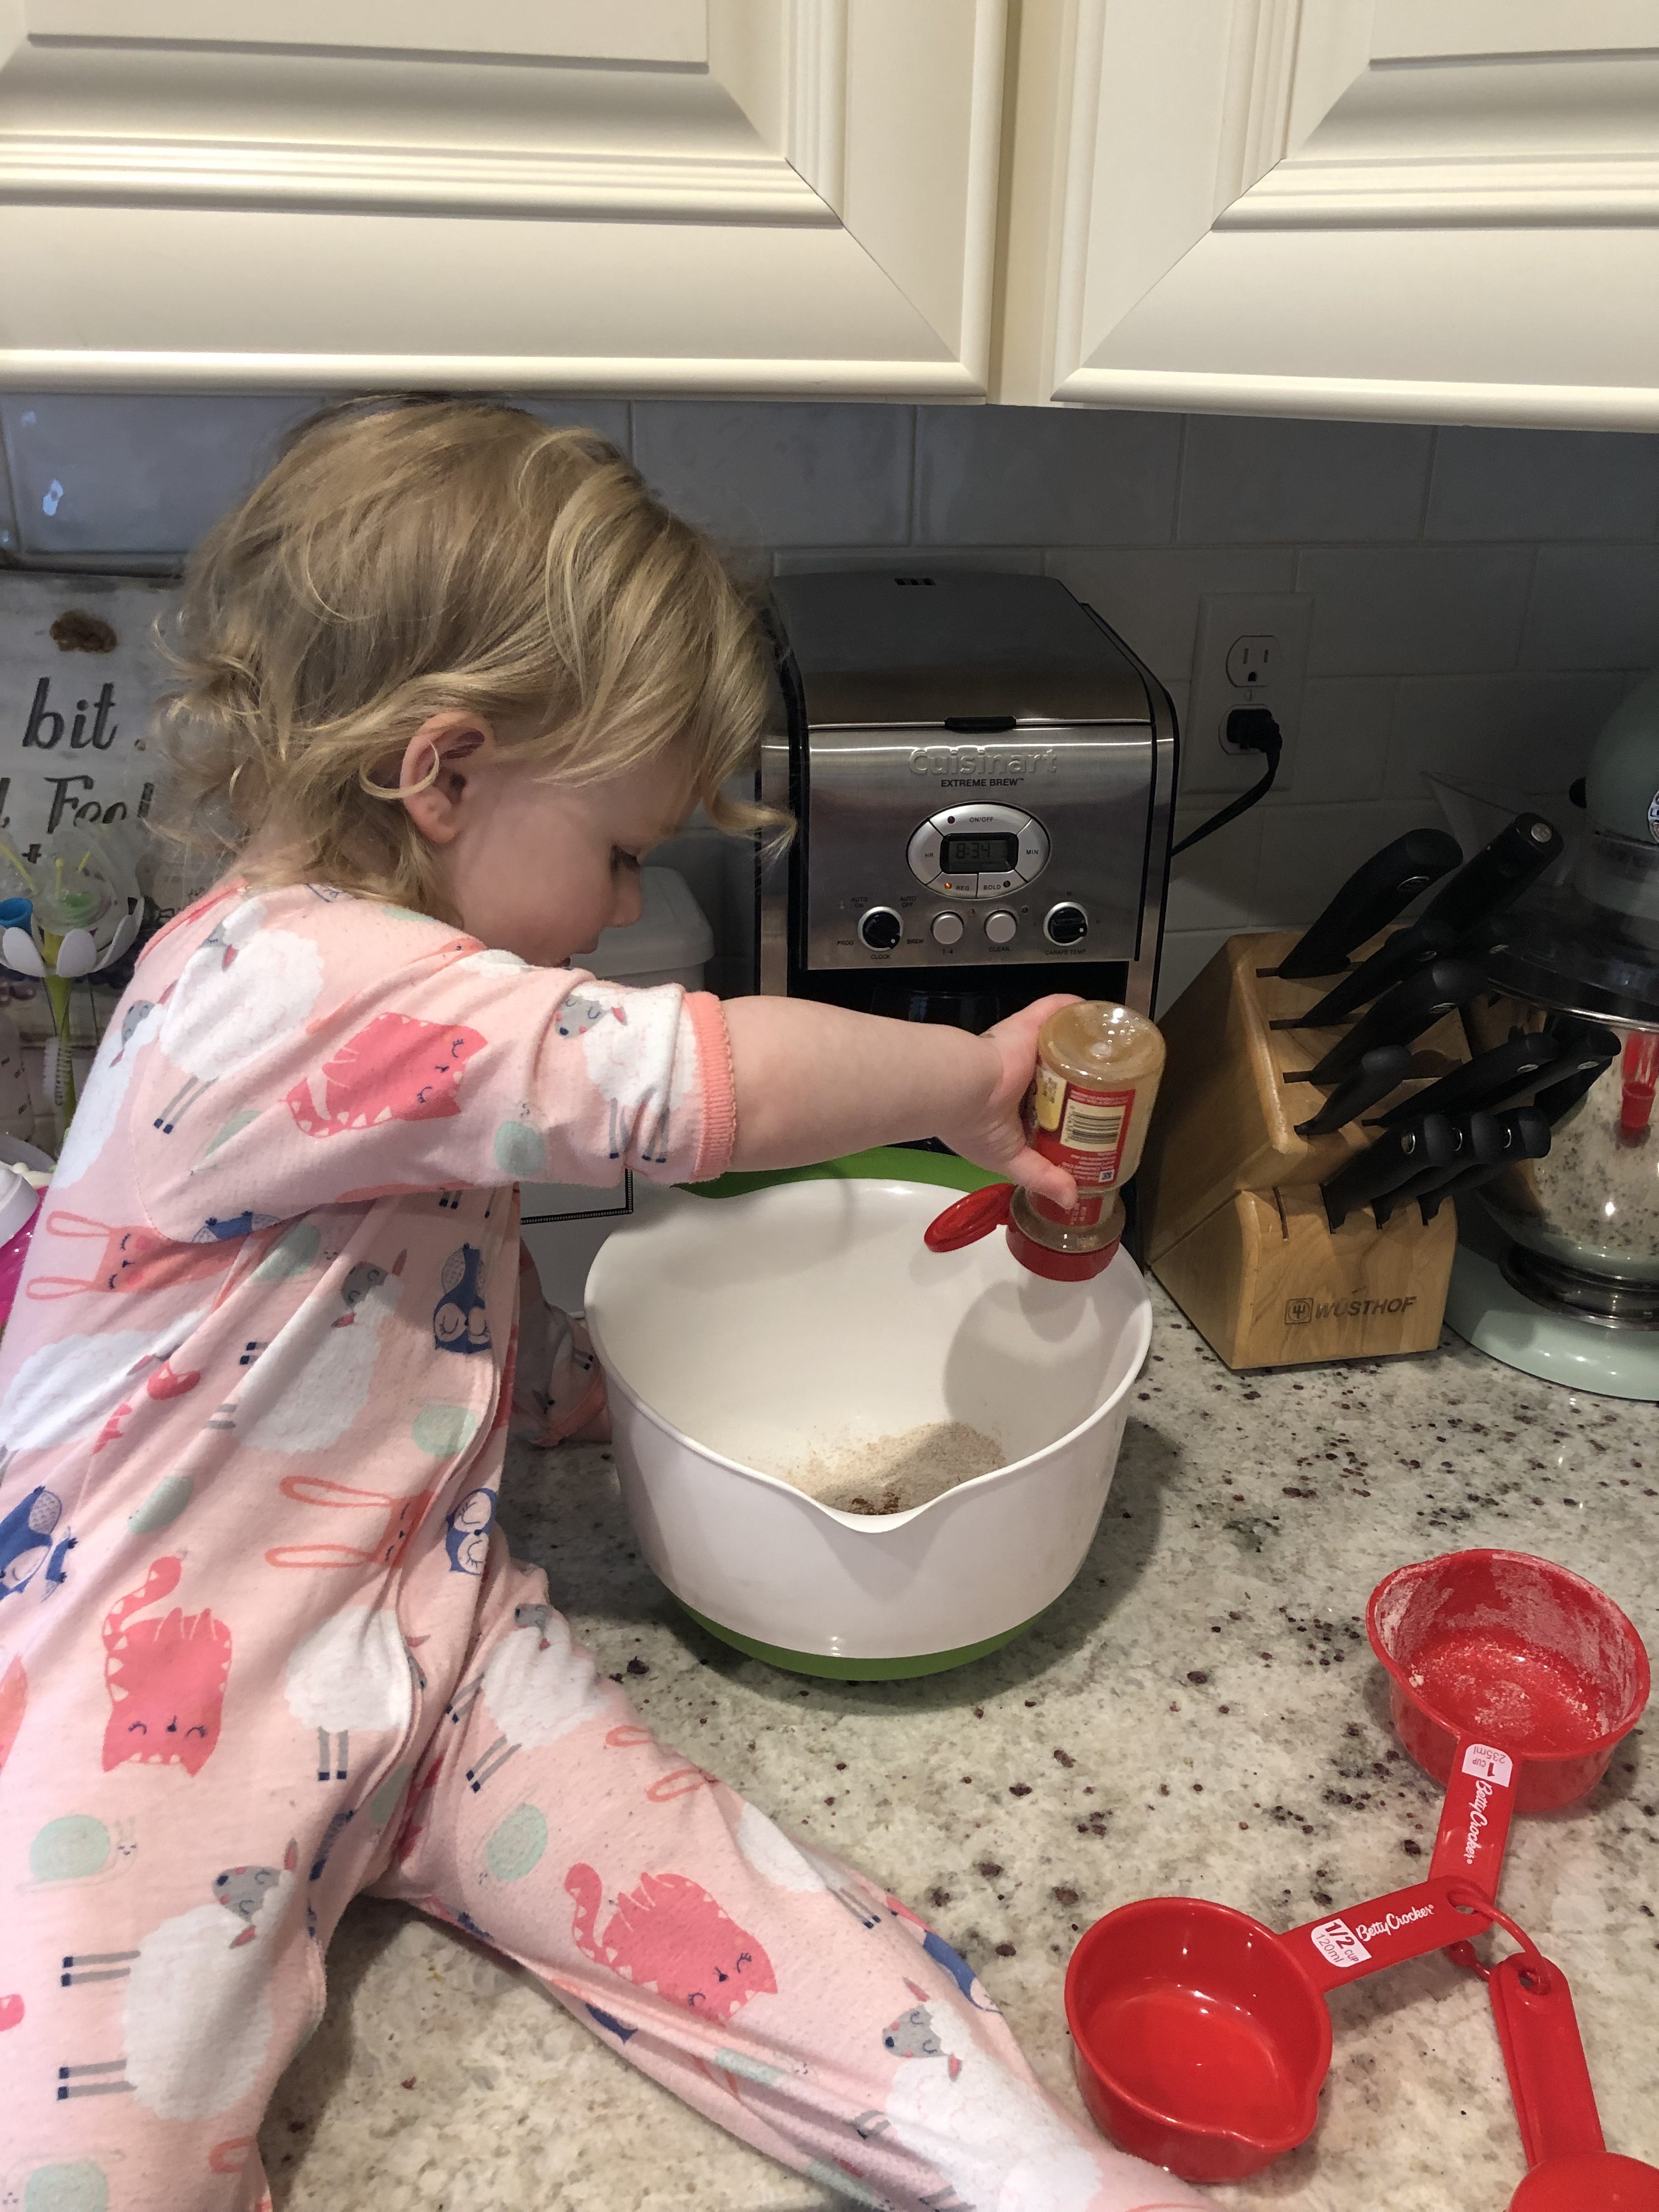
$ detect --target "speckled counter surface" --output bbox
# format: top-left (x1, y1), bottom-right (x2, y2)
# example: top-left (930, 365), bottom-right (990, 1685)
top-left (265, 1289), bottom-right (1657, 2211)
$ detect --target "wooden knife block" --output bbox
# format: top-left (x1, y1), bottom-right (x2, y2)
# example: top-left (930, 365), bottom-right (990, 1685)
top-left (1139, 929), bottom-right (1469, 1370)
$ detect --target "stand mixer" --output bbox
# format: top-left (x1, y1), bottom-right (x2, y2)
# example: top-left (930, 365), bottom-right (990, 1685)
top-left (1447, 670), bottom-right (1659, 1400)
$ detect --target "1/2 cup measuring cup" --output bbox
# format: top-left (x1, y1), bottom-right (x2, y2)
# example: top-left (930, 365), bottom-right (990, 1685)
top-left (1065, 1875), bottom-right (1494, 2183)
top-left (1368, 1549), bottom-right (1649, 1897)
top-left (1451, 1909), bottom-right (1659, 2210)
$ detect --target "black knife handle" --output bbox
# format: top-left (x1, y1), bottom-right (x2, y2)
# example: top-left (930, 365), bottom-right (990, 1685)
top-left (1285, 917), bottom-right (1460, 1030)
top-left (1418, 812), bottom-right (1564, 938)
top-left (1305, 959), bottom-right (1485, 1088)
top-left (1274, 830), bottom-right (1463, 980)
top-left (1373, 1032), bottom-right (1561, 1130)
top-left (1531, 1022), bottom-right (1622, 1125)
top-left (1294, 1046), bottom-right (1413, 1138)
top-left (1375, 1110), bottom-right (1508, 1222)
top-left (1322, 1115), bottom-right (1456, 1231)
top-left (1419, 1108), bottom-right (1551, 1220)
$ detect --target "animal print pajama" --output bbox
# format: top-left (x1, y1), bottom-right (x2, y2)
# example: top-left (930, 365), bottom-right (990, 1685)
top-left (0, 883), bottom-right (1203, 2212)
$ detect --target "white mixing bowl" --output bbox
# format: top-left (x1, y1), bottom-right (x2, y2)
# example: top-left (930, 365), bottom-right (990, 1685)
top-left (583, 1169), bottom-right (1153, 1677)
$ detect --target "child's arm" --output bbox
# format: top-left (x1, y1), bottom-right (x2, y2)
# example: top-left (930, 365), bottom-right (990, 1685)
top-left (724, 995), bottom-right (1078, 1210)
top-left (117, 891), bottom-right (1076, 1240)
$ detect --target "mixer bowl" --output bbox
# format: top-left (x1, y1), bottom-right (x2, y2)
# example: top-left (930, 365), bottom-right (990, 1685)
top-left (1465, 1000), bottom-right (1659, 1318)
top-left (583, 1166), bottom-right (1153, 1677)
top-left (1468, 894), bottom-right (1659, 1323)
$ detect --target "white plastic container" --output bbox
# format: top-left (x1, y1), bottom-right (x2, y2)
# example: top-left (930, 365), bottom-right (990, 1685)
top-left (519, 866), bottom-right (715, 1310)
top-left (584, 1169), bottom-right (1153, 1677)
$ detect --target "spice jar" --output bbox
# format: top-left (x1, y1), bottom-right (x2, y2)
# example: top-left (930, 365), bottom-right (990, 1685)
top-left (926, 1001), bottom-right (1166, 1282)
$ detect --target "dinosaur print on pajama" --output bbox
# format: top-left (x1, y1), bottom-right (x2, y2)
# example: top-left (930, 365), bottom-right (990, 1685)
top-left (0, 882), bottom-right (1204, 2212)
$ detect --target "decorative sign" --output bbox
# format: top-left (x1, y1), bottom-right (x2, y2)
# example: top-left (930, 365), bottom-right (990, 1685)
top-left (0, 572), bottom-right (178, 861)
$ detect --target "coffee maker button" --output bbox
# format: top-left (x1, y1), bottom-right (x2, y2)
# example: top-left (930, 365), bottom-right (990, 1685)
top-left (907, 824), bottom-right (944, 881)
top-left (1044, 902), bottom-right (1089, 946)
top-left (979, 871), bottom-right (1019, 896)
top-left (858, 907), bottom-right (904, 951)
top-left (930, 912), bottom-right (966, 947)
top-left (984, 910), bottom-right (1018, 946)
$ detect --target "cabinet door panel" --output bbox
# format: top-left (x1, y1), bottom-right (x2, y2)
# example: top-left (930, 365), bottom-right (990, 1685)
top-left (1003, 0), bottom-right (1659, 426)
top-left (0, 1), bottom-right (1004, 394)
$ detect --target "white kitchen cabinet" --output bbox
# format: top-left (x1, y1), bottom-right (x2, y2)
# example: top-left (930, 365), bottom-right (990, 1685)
top-left (999, 0), bottom-right (1659, 428)
top-left (0, 0), bottom-right (1005, 396)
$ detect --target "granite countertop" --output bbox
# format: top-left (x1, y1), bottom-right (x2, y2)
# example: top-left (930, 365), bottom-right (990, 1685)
top-left (266, 1289), bottom-right (1657, 2211)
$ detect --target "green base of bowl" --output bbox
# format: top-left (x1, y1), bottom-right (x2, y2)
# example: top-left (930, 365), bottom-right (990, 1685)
top-left (677, 1600), bottom-right (1039, 1679)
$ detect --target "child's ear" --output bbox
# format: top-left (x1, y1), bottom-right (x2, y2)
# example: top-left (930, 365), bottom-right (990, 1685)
top-left (396, 713), bottom-right (491, 847)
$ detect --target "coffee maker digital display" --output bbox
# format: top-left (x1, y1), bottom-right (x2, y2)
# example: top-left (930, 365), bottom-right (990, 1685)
top-left (759, 571), bottom-right (1178, 1029)
top-left (940, 833), bottom-right (1018, 873)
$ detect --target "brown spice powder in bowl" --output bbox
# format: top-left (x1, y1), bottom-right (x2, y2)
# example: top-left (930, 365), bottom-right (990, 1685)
top-left (778, 1420), bottom-right (1005, 1516)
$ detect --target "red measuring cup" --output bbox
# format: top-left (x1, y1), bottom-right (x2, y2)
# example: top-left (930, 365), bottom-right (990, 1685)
top-left (1065, 1875), bottom-right (1492, 2183)
top-left (1368, 1549), bottom-right (1649, 1897)
top-left (1452, 1908), bottom-right (1659, 2210)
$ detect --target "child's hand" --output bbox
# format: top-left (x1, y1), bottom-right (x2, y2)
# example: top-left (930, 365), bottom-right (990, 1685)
top-left (934, 996), bottom-right (1081, 1211)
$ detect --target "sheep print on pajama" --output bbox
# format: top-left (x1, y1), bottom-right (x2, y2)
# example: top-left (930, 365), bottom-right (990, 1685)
top-left (0, 883), bottom-right (1200, 2212)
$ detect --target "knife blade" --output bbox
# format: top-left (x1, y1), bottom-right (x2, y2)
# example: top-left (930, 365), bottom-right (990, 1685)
top-left (1271, 829), bottom-right (1463, 980)
top-left (1372, 1032), bottom-right (1562, 1130)
top-left (1293, 1046), bottom-right (1414, 1138)
top-left (1322, 1114), bottom-right (1458, 1231)
top-left (1278, 917), bottom-right (1463, 1030)
top-left (1374, 1110), bottom-right (1510, 1223)
top-left (1418, 1108), bottom-right (1551, 1222)
top-left (1301, 959), bottom-right (1485, 1089)
top-left (1417, 812), bottom-right (1564, 939)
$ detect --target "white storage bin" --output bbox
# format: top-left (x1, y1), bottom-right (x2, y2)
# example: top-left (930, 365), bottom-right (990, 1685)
top-left (518, 867), bottom-right (716, 1312)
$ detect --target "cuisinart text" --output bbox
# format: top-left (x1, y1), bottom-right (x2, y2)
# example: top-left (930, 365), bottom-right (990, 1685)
top-left (909, 745), bottom-right (1060, 788)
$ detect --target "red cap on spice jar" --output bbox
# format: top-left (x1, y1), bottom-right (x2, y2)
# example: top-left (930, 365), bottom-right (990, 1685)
top-left (924, 1184), bottom-right (1121, 1282)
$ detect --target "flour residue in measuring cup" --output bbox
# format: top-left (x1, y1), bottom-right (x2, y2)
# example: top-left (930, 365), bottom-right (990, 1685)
top-left (780, 1421), bottom-right (1005, 1516)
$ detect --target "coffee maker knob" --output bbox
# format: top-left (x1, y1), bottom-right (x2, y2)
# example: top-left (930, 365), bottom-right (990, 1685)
top-left (858, 906), bottom-right (904, 951)
top-left (1043, 902), bottom-right (1089, 946)
top-left (984, 910), bottom-right (1018, 946)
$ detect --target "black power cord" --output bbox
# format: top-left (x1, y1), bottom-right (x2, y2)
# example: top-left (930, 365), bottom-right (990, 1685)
top-left (1169, 707), bottom-right (1283, 858)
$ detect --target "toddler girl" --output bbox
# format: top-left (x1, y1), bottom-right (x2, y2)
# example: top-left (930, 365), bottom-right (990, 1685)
top-left (0, 399), bottom-right (1202, 2212)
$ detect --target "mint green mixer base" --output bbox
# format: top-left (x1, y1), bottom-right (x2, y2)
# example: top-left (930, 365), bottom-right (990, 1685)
top-left (678, 1601), bottom-right (1040, 1679)
top-left (1445, 1242), bottom-right (1659, 1403)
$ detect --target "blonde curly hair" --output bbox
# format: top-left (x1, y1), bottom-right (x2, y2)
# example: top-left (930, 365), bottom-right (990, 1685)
top-left (157, 396), bottom-right (775, 915)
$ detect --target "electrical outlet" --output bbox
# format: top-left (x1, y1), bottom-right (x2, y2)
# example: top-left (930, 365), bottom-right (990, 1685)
top-left (1224, 634), bottom-right (1277, 691)
top-left (1186, 592), bottom-right (1314, 798)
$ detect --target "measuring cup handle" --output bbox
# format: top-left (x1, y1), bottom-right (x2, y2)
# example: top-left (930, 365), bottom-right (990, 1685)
top-left (1428, 1734), bottom-right (1518, 1895)
top-left (1282, 1876), bottom-right (1485, 1994)
top-left (1486, 1950), bottom-right (1606, 2169)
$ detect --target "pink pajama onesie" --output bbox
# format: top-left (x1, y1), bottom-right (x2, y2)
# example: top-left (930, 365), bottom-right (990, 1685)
top-left (0, 882), bottom-right (1201, 2212)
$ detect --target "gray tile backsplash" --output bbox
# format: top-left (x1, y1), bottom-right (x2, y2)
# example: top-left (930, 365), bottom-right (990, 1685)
top-left (0, 425), bottom-right (15, 557)
top-left (632, 401), bottom-right (911, 548)
top-left (915, 405), bottom-right (1181, 546)
top-left (2, 394), bottom-right (1655, 1012)
top-left (1176, 415), bottom-right (1432, 545)
top-left (1426, 427), bottom-right (1659, 544)
top-left (2, 393), bottom-right (318, 558)
top-left (1521, 544), bottom-right (1659, 670)
top-left (1297, 544), bottom-right (1535, 675)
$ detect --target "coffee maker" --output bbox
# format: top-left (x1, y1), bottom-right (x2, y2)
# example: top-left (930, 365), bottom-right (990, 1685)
top-left (758, 570), bottom-right (1177, 1029)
